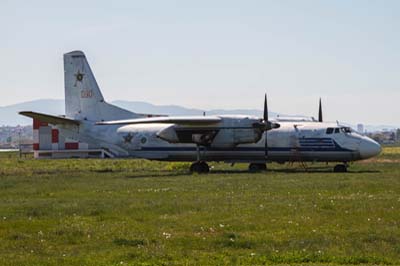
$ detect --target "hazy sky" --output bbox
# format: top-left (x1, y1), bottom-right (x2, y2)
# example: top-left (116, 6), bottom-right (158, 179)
top-left (1, 0), bottom-right (399, 125)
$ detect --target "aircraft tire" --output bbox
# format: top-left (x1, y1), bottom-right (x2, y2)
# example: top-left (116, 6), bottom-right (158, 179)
top-left (249, 163), bottom-right (267, 172)
top-left (190, 161), bottom-right (209, 173)
top-left (333, 164), bottom-right (347, 173)
top-left (199, 161), bottom-right (210, 173)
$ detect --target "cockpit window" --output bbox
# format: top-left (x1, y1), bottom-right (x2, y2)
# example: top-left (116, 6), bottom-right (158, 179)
top-left (327, 127), bottom-right (352, 135)
top-left (341, 127), bottom-right (352, 133)
top-left (326, 128), bottom-right (334, 134)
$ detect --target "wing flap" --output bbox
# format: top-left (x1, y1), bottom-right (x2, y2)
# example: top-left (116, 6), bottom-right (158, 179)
top-left (19, 111), bottom-right (80, 126)
top-left (96, 116), bottom-right (221, 126)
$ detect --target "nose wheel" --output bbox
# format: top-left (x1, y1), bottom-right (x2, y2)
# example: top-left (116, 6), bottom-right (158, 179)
top-left (190, 161), bottom-right (210, 173)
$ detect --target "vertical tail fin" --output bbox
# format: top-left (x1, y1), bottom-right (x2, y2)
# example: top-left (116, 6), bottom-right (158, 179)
top-left (64, 51), bottom-right (139, 121)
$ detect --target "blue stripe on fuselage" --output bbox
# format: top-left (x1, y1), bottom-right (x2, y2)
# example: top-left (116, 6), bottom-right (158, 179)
top-left (140, 139), bottom-right (353, 152)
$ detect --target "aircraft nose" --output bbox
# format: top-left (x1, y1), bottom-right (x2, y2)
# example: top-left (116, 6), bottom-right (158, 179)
top-left (359, 138), bottom-right (382, 159)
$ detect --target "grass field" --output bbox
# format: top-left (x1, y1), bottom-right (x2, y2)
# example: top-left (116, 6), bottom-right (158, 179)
top-left (0, 148), bottom-right (400, 265)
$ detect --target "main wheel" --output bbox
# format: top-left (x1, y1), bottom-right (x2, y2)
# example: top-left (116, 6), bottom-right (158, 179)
top-left (190, 161), bottom-right (209, 173)
top-left (199, 161), bottom-right (210, 173)
top-left (333, 164), bottom-right (347, 173)
top-left (248, 163), bottom-right (267, 172)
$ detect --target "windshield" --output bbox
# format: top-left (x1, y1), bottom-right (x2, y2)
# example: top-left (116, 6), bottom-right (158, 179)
top-left (326, 127), bottom-right (353, 134)
top-left (341, 127), bottom-right (352, 133)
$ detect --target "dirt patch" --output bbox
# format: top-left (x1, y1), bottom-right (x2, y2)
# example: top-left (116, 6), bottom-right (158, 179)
top-left (359, 158), bottom-right (400, 164)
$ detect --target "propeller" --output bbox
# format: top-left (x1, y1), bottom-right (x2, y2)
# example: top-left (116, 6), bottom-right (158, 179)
top-left (252, 94), bottom-right (280, 159)
top-left (318, 98), bottom-right (323, 122)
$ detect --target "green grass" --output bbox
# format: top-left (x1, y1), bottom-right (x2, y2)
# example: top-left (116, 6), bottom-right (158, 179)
top-left (0, 150), bottom-right (400, 265)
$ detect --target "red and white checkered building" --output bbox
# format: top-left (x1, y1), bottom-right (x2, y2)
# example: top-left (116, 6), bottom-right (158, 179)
top-left (32, 118), bottom-right (107, 158)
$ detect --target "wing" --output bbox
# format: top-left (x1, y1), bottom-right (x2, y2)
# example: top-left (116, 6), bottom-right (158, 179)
top-left (96, 116), bottom-right (222, 126)
top-left (19, 111), bottom-right (80, 126)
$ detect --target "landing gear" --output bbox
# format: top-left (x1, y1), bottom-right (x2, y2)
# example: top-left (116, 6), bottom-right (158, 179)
top-left (333, 164), bottom-right (347, 173)
top-left (248, 163), bottom-right (267, 172)
top-left (190, 161), bottom-right (210, 173)
top-left (190, 144), bottom-right (210, 173)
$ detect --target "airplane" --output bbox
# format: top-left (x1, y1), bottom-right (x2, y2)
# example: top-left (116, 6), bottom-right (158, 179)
top-left (20, 51), bottom-right (381, 173)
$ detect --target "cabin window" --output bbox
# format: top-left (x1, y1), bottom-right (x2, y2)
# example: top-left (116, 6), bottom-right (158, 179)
top-left (334, 128), bottom-right (340, 133)
top-left (326, 128), bottom-right (334, 134)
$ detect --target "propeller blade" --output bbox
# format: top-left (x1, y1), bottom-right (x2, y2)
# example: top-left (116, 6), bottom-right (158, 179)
top-left (264, 93), bottom-right (268, 158)
top-left (264, 94), bottom-right (268, 122)
top-left (265, 131), bottom-right (268, 158)
top-left (318, 98), bottom-right (323, 122)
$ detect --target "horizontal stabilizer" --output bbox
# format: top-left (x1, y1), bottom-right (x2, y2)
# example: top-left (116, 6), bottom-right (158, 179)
top-left (19, 111), bottom-right (80, 126)
top-left (96, 116), bottom-right (222, 126)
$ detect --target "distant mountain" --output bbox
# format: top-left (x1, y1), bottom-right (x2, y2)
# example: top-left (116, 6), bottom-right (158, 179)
top-left (0, 99), bottom-right (64, 126)
top-left (1, 99), bottom-right (397, 132)
top-left (113, 100), bottom-right (206, 116)
top-left (112, 100), bottom-right (272, 117)
top-left (0, 99), bottom-right (272, 126)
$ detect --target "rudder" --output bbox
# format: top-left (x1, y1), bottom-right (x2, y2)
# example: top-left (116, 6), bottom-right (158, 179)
top-left (64, 51), bottom-right (139, 121)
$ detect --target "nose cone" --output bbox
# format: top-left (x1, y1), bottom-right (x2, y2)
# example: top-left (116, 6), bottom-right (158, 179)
top-left (359, 138), bottom-right (382, 159)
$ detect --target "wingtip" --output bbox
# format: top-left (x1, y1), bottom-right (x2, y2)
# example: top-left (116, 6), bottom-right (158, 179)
top-left (19, 111), bottom-right (31, 116)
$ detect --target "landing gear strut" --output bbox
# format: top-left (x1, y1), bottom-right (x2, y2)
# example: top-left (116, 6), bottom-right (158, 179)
top-left (333, 164), bottom-right (348, 173)
top-left (190, 161), bottom-right (210, 173)
top-left (190, 144), bottom-right (210, 173)
top-left (248, 163), bottom-right (267, 172)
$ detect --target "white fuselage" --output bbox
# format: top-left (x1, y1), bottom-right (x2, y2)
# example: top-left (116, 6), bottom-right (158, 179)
top-left (21, 51), bottom-right (382, 166)
top-left (72, 116), bottom-right (381, 163)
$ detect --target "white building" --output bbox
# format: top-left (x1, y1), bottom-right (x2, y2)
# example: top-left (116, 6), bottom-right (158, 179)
top-left (357, 124), bottom-right (364, 133)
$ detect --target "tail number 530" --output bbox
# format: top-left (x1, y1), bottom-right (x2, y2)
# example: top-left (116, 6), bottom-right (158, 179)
top-left (81, 89), bottom-right (93, 98)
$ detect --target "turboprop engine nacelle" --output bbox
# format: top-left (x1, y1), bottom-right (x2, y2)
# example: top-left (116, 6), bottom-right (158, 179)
top-left (156, 125), bottom-right (180, 143)
top-left (156, 116), bottom-right (264, 147)
top-left (211, 116), bottom-right (264, 147)
top-left (211, 128), bottom-right (263, 148)
top-left (156, 125), bottom-right (219, 145)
